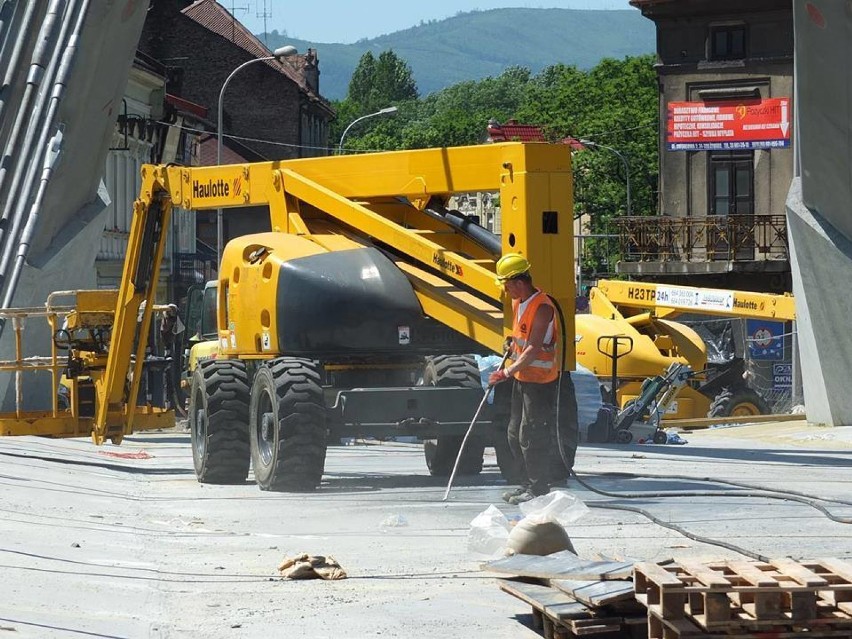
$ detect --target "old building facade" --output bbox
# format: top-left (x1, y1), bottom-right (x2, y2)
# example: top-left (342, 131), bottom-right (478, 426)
top-left (136, 0), bottom-right (335, 298)
top-left (624, 0), bottom-right (793, 294)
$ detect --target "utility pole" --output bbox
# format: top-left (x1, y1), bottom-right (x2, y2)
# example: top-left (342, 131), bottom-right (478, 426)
top-left (225, 2), bottom-right (249, 42)
top-left (257, 0), bottom-right (272, 45)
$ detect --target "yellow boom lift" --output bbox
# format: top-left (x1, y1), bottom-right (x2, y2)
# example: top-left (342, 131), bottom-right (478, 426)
top-left (0, 143), bottom-right (575, 490)
top-left (577, 279), bottom-right (796, 420)
top-left (0, 141), bottom-right (798, 487)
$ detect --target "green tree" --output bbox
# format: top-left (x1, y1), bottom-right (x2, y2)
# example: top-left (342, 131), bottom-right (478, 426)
top-left (517, 55), bottom-right (658, 277)
top-left (402, 66), bottom-right (531, 148)
top-left (346, 49), bottom-right (417, 111)
top-left (331, 53), bottom-right (659, 277)
top-left (333, 50), bottom-right (419, 149)
top-left (346, 51), bottom-right (377, 108)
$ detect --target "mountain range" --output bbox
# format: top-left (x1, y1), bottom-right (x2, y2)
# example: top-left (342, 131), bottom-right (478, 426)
top-left (262, 8), bottom-right (655, 101)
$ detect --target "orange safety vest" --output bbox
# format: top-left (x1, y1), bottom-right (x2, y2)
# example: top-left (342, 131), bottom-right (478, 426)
top-left (510, 290), bottom-right (560, 384)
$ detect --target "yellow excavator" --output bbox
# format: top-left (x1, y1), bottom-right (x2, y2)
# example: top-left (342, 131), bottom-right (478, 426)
top-left (0, 143), bottom-right (575, 490)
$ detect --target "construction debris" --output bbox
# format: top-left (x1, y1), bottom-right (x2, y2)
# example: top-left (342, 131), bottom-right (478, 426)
top-left (277, 554), bottom-right (347, 580)
top-left (468, 492), bottom-right (588, 557)
top-left (494, 556), bottom-right (852, 638)
top-left (497, 575), bottom-right (646, 637)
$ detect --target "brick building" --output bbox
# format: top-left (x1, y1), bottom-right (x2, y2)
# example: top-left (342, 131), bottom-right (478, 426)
top-left (140, 0), bottom-right (333, 162)
top-left (138, 0), bottom-right (335, 282)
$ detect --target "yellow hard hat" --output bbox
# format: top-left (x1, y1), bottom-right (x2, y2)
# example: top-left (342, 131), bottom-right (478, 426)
top-left (495, 252), bottom-right (531, 285)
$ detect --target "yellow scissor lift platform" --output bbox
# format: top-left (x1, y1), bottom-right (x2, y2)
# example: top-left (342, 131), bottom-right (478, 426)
top-left (0, 292), bottom-right (173, 442)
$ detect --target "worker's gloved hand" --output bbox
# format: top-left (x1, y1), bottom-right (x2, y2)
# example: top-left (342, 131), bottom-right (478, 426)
top-left (489, 369), bottom-right (510, 386)
top-left (503, 337), bottom-right (513, 353)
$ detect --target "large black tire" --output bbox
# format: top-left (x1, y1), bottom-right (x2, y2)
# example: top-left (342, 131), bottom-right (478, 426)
top-left (189, 360), bottom-right (251, 484)
top-left (424, 436), bottom-right (484, 476)
top-left (708, 386), bottom-right (770, 418)
top-left (422, 355), bottom-right (485, 476)
top-left (249, 358), bottom-right (327, 491)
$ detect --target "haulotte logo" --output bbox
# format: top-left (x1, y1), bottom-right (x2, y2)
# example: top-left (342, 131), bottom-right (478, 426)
top-left (192, 178), bottom-right (230, 199)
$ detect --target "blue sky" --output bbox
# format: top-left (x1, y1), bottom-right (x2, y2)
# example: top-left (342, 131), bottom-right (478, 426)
top-left (235, 1), bottom-right (634, 43)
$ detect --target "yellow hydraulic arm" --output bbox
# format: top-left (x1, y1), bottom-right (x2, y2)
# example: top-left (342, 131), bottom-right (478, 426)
top-left (136, 142), bottom-right (574, 356)
top-left (88, 143), bottom-right (575, 444)
top-left (592, 279), bottom-right (796, 322)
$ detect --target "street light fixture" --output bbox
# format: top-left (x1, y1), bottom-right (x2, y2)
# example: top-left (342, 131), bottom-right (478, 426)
top-left (216, 45), bottom-right (298, 266)
top-left (579, 138), bottom-right (632, 216)
top-left (337, 106), bottom-right (398, 154)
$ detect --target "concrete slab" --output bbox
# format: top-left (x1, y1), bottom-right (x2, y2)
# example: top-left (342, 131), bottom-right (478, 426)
top-left (0, 425), bottom-right (849, 637)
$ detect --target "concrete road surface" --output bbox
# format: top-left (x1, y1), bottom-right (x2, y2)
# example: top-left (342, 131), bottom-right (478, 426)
top-left (1, 421), bottom-right (851, 638)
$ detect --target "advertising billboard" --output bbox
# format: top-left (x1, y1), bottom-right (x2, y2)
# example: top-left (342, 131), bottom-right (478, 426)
top-left (667, 97), bottom-right (791, 151)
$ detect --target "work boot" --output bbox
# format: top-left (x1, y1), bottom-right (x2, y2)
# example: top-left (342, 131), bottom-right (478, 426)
top-left (502, 486), bottom-right (528, 503)
top-left (507, 489), bottom-right (537, 505)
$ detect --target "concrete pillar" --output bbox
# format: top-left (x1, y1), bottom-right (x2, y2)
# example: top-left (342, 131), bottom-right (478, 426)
top-left (787, 1), bottom-right (852, 425)
top-left (786, 180), bottom-right (852, 426)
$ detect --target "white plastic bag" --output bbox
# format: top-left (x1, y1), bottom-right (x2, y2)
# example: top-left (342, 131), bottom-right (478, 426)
top-left (467, 504), bottom-right (511, 557)
top-left (518, 490), bottom-right (589, 526)
top-left (475, 354), bottom-right (504, 403)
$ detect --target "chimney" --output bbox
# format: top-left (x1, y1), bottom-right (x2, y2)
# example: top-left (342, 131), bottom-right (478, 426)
top-left (302, 48), bottom-right (320, 94)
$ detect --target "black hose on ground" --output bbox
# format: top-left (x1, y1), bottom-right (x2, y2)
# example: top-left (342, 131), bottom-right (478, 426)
top-left (569, 470), bottom-right (852, 525)
top-left (583, 500), bottom-right (771, 562)
top-left (547, 294), bottom-right (573, 473)
top-left (542, 295), bottom-right (842, 561)
top-left (582, 470), bottom-right (852, 507)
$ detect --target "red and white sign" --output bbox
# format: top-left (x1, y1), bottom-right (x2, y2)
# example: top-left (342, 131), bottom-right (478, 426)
top-left (666, 97), bottom-right (791, 151)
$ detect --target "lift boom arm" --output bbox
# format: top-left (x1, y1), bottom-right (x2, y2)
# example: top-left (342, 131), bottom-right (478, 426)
top-left (592, 279), bottom-right (796, 321)
top-left (93, 143), bottom-right (575, 443)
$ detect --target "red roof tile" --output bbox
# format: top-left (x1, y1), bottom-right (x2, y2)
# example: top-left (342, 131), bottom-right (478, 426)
top-left (487, 119), bottom-right (547, 142)
top-left (181, 0), bottom-right (315, 98)
top-left (486, 121), bottom-right (590, 150)
top-left (562, 136), bottom-right (588, 151)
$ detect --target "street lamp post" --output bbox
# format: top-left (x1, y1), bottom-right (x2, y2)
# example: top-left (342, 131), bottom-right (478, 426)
top-left (217, 45), bottom-right (298, 266)
top-left (579, 138), bottom-right (631, 216)
top-left (337, 106), bottom-right (398, 154)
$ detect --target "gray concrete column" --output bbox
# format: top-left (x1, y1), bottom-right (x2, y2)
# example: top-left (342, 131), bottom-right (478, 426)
top-left (787, 1), bottom-right (852, 426)
top-left (786, 179), bottom-right (852, 426)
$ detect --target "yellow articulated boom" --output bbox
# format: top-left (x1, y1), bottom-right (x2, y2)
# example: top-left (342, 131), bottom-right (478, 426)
top-left (577, 279), bottom-right (796, 421)
top-left (1, 143), bottom-right (577, 491)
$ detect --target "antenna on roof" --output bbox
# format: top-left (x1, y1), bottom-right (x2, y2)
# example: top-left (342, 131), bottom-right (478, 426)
top-left (225, 2), bottom-right (250, 43)
top-left (257, 0), bottom-right (272, 45)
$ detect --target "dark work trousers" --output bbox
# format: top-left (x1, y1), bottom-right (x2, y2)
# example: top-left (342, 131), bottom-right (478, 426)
top-left (507, 377), bottom-right (559, 496)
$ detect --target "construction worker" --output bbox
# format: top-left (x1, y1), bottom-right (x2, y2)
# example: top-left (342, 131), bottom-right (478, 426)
top-left (159, 304), bottom-right (184, 409)
top-left (489, 253), bottom-right (567, 505)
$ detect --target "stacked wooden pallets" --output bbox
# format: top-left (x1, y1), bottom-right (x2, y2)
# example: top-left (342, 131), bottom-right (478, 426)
top-left (633, 558), bottom-right (852, 638)
top-left (486, 550), bottom-right (648, 638)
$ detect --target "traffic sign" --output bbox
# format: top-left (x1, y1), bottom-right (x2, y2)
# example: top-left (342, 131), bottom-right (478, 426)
top-left (746, 319), bottom-right (784, 360)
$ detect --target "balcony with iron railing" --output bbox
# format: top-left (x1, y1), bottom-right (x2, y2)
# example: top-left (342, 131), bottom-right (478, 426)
top-left (614, 214), bottom-right (789, 274)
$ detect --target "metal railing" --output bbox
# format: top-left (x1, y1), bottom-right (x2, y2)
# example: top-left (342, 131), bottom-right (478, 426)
top-left (0, 305), bottom-right (70, 420)
top-left (617, 214), bottom-right (788, 263)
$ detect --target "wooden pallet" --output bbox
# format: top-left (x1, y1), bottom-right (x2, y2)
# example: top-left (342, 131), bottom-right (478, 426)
top-left (499, 579), bottom-right (645, 638)
top-left (485, 550), bottom-right (634, 581)
top-left (634, 558), bottom-right (852, 637)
